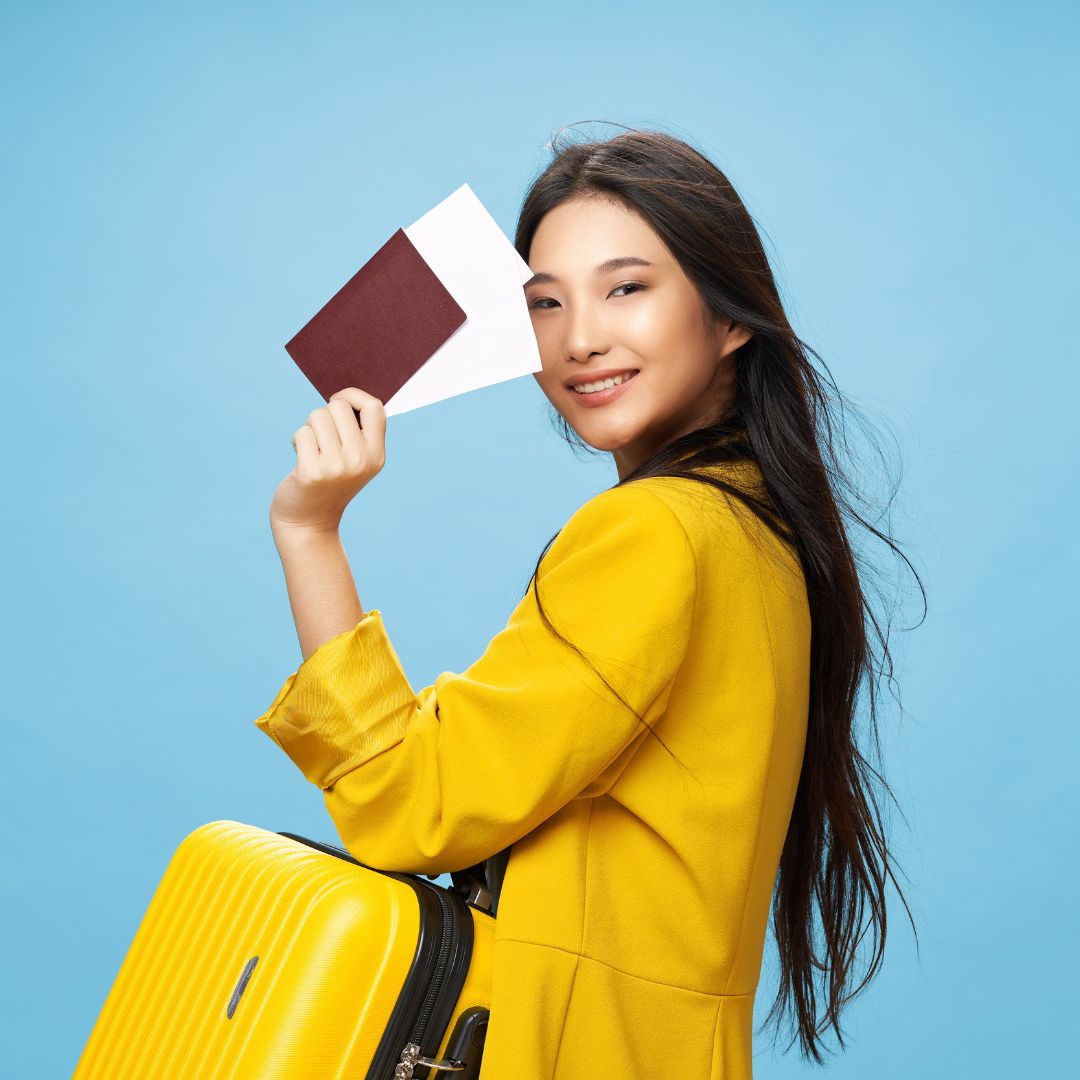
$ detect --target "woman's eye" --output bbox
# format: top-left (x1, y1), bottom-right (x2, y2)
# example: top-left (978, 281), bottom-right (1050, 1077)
top-left (529, 283), bottom-right (644, 310)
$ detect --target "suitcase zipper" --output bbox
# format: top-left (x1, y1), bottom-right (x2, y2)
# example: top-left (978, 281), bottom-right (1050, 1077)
top-left (406, 887), bottom-right (454, 1049)
top-left (393, 886), bottom-right (468, 1077)
top-left (364, 872), bottom-right (474, 1079)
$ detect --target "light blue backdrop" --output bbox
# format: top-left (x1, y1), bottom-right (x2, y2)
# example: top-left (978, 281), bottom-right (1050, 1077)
top-left (3, 2), bottom-right (1075, 1075)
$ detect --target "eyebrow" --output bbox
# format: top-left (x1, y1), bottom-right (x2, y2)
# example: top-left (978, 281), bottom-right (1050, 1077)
top-left (523, 256), bottom-right (655, 290)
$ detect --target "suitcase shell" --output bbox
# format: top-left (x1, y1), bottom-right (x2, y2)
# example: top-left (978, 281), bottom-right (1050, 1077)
top-left (73, 820), bottom-right (496, 1079)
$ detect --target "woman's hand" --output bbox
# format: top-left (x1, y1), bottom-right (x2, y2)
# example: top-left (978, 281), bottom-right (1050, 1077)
top-left (269, 387), bottom-right (387, 536)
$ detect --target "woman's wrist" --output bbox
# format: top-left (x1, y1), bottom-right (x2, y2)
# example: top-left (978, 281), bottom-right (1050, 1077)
top-left (270, 515), bottom-right (341, 549)
top-left (270, 519), bottom-right (365, 661)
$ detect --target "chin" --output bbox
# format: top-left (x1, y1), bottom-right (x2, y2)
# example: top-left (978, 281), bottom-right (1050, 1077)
top-left (549, 400), bottom-right (645, 451)
top-left (574, 425), bottom-right (642, 454)
top-left (582, 435), bottom-right (623, 453)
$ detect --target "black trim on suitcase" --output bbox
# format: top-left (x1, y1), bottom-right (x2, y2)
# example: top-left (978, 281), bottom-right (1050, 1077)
top-left (276, 832), bottom-right (488, 1080)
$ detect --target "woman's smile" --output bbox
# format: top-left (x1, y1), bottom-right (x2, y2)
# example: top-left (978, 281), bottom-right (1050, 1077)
top-left (567, 368), bottom-right (640, 407)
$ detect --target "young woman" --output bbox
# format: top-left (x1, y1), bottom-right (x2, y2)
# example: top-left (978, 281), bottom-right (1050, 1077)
top-left (255, 127), bottom-right (921, 1078)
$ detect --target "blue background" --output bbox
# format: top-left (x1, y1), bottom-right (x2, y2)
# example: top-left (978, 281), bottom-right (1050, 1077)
top-left (3, 2), bottom-right (1076, 1075)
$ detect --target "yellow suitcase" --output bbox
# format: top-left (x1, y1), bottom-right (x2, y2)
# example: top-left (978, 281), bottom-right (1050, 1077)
top-left (73, 820), bottom-right (503, 1079)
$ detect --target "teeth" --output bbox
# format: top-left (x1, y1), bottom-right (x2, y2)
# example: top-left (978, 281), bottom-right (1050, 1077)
top-left (572, 371), bottom-right (637, 394)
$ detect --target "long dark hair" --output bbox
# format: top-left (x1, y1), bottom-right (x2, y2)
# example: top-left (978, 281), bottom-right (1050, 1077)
top-left (512, 124), bottom-right (924, 1063)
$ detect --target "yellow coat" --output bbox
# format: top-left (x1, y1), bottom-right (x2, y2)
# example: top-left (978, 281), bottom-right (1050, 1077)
top-left (254, 461), bottom-right (810, 1079)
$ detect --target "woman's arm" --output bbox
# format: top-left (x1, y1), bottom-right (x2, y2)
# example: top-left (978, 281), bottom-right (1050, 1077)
top-left (267, 385), bottom-right (386, 659)
top-left (271, 523), bottom-right (365, 662)
top-left (254, 481), bottom-right (699, 876)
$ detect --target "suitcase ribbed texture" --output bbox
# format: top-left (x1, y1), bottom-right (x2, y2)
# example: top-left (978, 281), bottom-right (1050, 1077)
top-left (75, 820), bottom-right (433, 1078)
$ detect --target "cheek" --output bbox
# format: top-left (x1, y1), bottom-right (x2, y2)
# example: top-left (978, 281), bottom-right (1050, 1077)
top-left (622, 293), bottom-right (687, 357)
top-left (643, 303), bottom-right (715, 378)
top-left (619, 300), bottom-right (660, 343)
top-left (533, 367), bottom-right (564, 407)
top-left (529, 321), bottom-right (558, 364)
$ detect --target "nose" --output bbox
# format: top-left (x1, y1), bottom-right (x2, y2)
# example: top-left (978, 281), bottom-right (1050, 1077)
top-left (561, 297), bottom-right (611, 363)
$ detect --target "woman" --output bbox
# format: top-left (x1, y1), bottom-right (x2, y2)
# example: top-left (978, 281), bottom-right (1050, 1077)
top-left (255, 126), bottom-right (921, 1078)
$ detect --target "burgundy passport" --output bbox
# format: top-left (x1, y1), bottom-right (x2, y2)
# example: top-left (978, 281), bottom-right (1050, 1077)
top-left (284, 228), bottom-right (466, 405)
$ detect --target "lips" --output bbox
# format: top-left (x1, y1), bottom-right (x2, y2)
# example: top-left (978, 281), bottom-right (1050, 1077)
top-left (567, 369), bottom-right (640, 392)
top-left (567, 369), bottom-right (640, 407)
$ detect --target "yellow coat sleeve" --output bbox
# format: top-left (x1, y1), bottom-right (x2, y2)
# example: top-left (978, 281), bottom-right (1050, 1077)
top-left (252, 481), bottom-right (697, 875)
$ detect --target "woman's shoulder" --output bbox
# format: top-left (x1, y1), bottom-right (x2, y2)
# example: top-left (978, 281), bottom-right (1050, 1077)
top-left (620, 460), bottom-right (769, 530)
top-left (621, 462), bottom-right (800, 575)
top-left (551, 458), bottom-right (791, 574)
top-left (550, 478), bottom-right (695, 571)
top-left (532, 476), bottom-right (698, 645)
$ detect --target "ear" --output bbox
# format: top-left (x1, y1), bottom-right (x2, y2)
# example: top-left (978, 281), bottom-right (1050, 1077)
top-left (716, 320), bottom-right (753, 360)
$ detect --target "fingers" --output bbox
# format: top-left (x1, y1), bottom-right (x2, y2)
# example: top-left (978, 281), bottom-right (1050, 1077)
top-left (329, 387), bottom-right (386, 446)
top-left (306, 408), bottom-right (344, 467)
top-left (327, 398), bottom-right (365, 469)
top-left (290, 425), bottom-right (319, 472)
top-left (291, 387), bottom-right (386, 473)
top-left (328, 387), bottom-right (387, 468)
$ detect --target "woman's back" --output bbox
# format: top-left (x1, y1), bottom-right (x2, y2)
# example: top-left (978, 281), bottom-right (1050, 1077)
top-left (485, 466), bottom-right (811, 1077)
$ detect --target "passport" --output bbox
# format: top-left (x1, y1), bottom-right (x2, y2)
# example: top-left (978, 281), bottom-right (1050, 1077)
top-left (284, 227), bottom-right (466, 407)
top-left (283, 183), bottom-right (542, 417)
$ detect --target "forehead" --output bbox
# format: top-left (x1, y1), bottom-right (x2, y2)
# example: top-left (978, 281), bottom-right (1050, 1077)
top-left (528, 196), bottom-right (669, 268)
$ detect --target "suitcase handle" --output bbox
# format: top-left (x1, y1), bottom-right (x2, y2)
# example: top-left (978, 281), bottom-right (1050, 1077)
top-left (448, 845), bottom-right (511, 917)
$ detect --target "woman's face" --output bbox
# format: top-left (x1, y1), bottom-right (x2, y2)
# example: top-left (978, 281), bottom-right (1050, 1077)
top-left (525, 195), bottom-right (751, 480)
